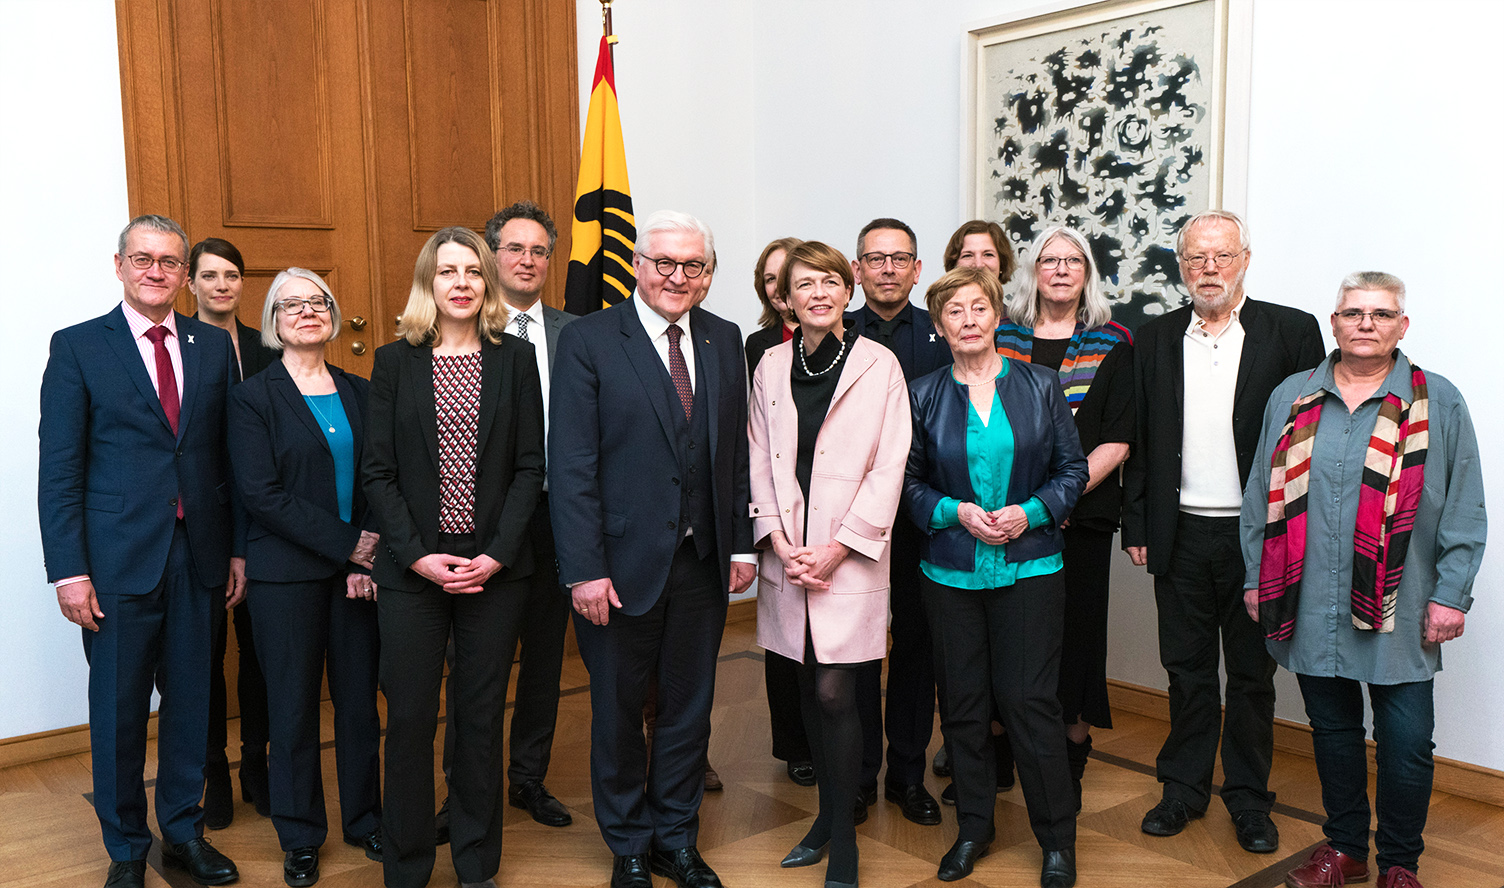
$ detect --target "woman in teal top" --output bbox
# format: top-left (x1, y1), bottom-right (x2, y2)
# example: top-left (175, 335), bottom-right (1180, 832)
top-left (903, 267), bottom-right (1088, 888)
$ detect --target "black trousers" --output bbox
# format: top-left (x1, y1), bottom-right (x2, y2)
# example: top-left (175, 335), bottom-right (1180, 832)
top-left (856, 524), bottom-right (933, 787)
top-left (573, 540), bottom-right (725, 855)
top-left (766, 651), bottom-right (810, 763)
top-left (379, 534), bottom-right (528, 888)
top-left (208, 601), bottom-right (269, 773)
top-left (246, 575), bottom-right (381, 850)
top-left (1152, 513), bottom-right (1275, 815)
top-left (506, 494), bottom-right (571, 786)
top-left (924, 571), bottom-right (1076, 849)
top-left (1057, 525), bottom-right (1114, 728)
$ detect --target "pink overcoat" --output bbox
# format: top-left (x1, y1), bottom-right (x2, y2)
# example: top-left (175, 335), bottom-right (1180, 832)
top-left (748, 336), bottom-right (911, 664)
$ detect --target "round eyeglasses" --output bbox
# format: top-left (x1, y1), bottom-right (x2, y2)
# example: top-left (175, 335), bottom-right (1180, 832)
top-left (277, 296), bottom-right (333, 315)
top-left (645, 256), bottom-right (708, 278)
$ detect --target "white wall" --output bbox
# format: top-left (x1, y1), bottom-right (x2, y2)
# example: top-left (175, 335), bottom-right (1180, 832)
top-left (0, 0), bottom-right (132, 738)
top-left (582, 0), bottom-right (1503, 771)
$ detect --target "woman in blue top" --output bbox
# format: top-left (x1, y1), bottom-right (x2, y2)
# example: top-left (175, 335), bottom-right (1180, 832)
top-left (904, 267), bottom-right (1088, 887)
top-left (229, 268), bottom-right (382, 887)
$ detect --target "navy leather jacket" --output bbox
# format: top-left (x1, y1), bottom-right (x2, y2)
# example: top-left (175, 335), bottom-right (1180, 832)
top-left (903, 359), bottom-right (1089, 571)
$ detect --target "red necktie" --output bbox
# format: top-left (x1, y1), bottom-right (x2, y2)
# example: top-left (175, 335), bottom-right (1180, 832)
top-left (144, 326), bottom-right (183, 519)
top-left (666, 323), bottom-right (692, 421)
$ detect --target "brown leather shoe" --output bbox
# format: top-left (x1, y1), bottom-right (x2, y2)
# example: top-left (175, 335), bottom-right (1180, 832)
top-left (704, 762), bottom-right (723, 792)
top-left (1285, 844), bottom-right (1369, 887)
top-left (1376, 867), bottom-right (1423, 888)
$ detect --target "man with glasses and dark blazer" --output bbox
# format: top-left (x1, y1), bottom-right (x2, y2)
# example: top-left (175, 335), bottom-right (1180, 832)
top-left (1121, 209), bottom-right (1324, 856)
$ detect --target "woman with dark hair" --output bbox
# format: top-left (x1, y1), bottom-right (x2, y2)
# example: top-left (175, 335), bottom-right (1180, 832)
top-left (363, 226), bottom-right (545, 888)
top-left (188, 235), bottom-right (278, 828)
top-left (229, 268), bottom-right (383, 886)
top-left (942, 220), bottom-right (1018, 284)
top-left (905, 266), bottom-right (1088, 887)
top-left (999, 226), bottom-right (1134, 810)
top-left (751, 241), bottom-right (911, 888)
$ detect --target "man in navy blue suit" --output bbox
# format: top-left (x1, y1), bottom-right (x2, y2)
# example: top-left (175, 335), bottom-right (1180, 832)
top-left (549, 210), bottom-right (755, 888)
top-left (844, 217), bottom-right (952, 826)
top-left (38, 215), bottom-right (244, 888)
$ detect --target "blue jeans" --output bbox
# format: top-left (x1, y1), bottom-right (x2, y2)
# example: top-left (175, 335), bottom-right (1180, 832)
top-left (1297, 674), bottom-right (1435, 874)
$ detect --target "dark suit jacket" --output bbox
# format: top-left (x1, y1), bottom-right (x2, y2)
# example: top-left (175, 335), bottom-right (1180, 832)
top-left (228, 360), bottom-right (374, 582)
top-left (39, 305), bottom-right (237, 594)
top-left (361, 336), bottom-right (546, 593)
top-left (844, 301), bottom-right (952, 381)
top-left (548, 299), bottom-right (753, 614)
top-left (539, 304), bottom-right (577, 370)
top-left (744, 324), bottom-right (789, 376)
top-left (1120, 298), bottom-right (1324, 575)
top-left (235, 318), bottom-right (280, 381)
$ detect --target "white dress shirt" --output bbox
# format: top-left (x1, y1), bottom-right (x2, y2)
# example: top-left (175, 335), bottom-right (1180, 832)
top-left (632, 293), bottom-right (696, 389)
top-left (1180, 295), bottom-right (1246, 516)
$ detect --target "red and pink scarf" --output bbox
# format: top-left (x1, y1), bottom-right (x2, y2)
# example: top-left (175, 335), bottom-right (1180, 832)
top-left (1256, 362), bottom-right (1428, 641)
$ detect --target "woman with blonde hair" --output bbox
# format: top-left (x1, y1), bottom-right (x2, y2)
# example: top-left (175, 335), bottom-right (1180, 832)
top-left (363, 226), bottom-right (545, 888)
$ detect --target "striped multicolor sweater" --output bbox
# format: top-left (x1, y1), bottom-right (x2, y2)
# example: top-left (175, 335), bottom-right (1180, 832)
top-left (995, 319), bottom-right (1133, 412)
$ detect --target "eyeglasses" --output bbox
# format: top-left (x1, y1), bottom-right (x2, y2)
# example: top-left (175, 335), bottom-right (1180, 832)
top-left (859, 251), bottom-right (916, 270)
top-left (1181, 251), bottom-right (1244, 271)
top-left (124, 253), bottom-right (186, 273)
top-left (645, 256), bottom-right (708, 278)
top-left (500, 243), bottom-right (550, 261)
top-left (276, 296), bottom-right (333, 315)
top-left (1335, 309), bottom-right (1403, 325)
top-left (1037, 255), bottom-right (1085, 270)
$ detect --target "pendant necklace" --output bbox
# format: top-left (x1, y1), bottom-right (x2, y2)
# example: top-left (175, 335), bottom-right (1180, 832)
top-left (306, 395), bottom-right (339, 433)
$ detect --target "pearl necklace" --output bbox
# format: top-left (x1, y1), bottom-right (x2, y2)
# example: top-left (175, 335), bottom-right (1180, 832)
top-left (798, 332), bottom-right (848, 377)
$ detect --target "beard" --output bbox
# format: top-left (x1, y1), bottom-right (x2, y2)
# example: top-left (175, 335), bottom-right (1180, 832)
top-left (1191, 264), bottom-right (1246, 314)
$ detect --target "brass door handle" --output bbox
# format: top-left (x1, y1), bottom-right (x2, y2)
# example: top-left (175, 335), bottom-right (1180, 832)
top-left (348, 316), bottom-right (367, 331)
top-left (351, 341), bottom-right (367, 356)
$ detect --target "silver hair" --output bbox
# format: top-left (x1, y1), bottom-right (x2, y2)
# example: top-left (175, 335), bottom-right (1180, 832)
top-left (635, 210), bottom-right (716, 272)
top-left (1336, 270), bottom-right (1406, 312)
top-left (1006, 226), bottom-right (1112, 329)
top-left (261, 267), bottom-right (342, 350)
top-left (117, 214), bottom-right (189, 259)
top-left (1176, 209), bottom-right (1250, 255)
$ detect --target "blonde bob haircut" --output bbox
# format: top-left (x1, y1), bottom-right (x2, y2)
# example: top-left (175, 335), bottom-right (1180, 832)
top-left (1007, 226), bottom-right (1112, 329)
top-left (396, 226), bottom-right (509, 347)
top-left (925, 266), bottom-right (1006, 323)
top-left (261, 267), bottom-right (342, 350)
top-left (775, 240), bottom-right (854, 304)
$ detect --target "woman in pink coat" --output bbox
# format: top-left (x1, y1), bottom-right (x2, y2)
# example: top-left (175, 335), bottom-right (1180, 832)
top-left (749, 240), bottom-right (911, 888)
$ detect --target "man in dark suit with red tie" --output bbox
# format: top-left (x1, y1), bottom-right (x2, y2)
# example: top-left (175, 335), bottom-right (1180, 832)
top-left (549, 210), bottom-right (755, 888)
top-left (38, 215), bottom-right (244, 888)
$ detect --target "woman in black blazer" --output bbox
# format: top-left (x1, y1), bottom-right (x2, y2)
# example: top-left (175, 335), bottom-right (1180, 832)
top-left (362, 226), bottom-right (545, 888)
top-left (228, 268), bottom-right (382, 887)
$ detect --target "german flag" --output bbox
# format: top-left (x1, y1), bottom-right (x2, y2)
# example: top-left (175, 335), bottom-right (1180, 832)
top-left (564, 37), bottom-right (635, 314)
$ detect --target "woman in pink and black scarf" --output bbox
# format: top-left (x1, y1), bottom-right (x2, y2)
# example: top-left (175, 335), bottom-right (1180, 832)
top-left (1240, 272), bottom-right (1486, 888)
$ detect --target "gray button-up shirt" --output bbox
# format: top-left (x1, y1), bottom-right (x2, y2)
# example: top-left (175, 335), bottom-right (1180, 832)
top-left (1240, 351), bottom-right (1486, 684)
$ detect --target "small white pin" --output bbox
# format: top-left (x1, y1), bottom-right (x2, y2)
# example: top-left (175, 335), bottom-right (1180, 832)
top-left (187, 334), bottom-right (195, 344)
top-left (929, 333), bottom-right (936, 342)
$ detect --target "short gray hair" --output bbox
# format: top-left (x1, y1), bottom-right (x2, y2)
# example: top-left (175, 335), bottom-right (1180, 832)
top-left (635, 210), bottom-right (716, 272)
top-left (1176, 209), bottom-right (1250, 255)
top-left (1006, 226), bottom-right (1112, 329)
top-left (261, 267), bottom-right (342, 350)
top-left (118, 214), bottom-right (189, 259)
top-left (1337, 270), bottom-right (1406, 312)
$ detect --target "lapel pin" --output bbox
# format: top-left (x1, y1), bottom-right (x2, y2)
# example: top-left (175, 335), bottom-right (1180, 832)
top-left (929, 333), bottom-right (936, 342)
top-left (187, 334), bottom-right (195, 344)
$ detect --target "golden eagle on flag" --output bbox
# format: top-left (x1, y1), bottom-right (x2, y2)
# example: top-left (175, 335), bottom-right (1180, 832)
top-left (564, 37), bottom-right (635, 314)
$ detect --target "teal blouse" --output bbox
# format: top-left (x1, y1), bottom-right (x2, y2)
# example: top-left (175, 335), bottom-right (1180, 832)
top-left (303, 392), bottom-right (355, 523)
top-left (920, 362), bottom-right (1063, 590)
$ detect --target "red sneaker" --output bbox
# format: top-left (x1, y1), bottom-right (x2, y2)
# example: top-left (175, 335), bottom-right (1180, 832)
top-left (1285, 844), bottom-right (1370, 887)
top-left (1376, 867), bottom-right (1423, 888)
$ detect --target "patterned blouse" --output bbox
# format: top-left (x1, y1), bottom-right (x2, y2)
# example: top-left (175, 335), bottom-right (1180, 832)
top-left (433, 352), bottom-right (482, 534)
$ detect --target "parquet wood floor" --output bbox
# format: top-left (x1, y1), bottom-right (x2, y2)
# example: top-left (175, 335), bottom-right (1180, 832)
top-left (3, 614), bottom-right (1501, 887)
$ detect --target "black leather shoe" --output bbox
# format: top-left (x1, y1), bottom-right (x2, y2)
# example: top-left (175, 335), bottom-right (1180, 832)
top-left (203, 759), bottom-right (233, 830)
top-left (283, 847), bottom-right (318, 887)
top-left (611, 853), bottom-right (652, 888)
top-left (780, 840), bottom-right (827, 867)
top-left (163, 837), bottom-right (239, 885)
top-left (1040, 848), bottom-right (1076, 888)
top-left (239, 755), bottom-right (271, 818)
top-left (104, 860), bottom-right (146, 888)
top-left (884, 781), bottom-right (941, 826)
top-left (941, 783), bottom-right (956, 805)
top-left (650, 845), bottom-right (723, 888)
top-left (1141, 798), bottom-right (1202, 836)
top-left (932, 745), bottom-right (952, 777)
top-left (342, 826), bottom-right (382, 861)
top-left (509, 780), bottom-right (573, 827)
top-left (435, 796), bottom-right (450, 845)
top-left (857, 783), bottom-right (877, 806)
top-left (1230, 809), bottom-right (1280, 853)
top-left (787, 760), bottom-right (817, 786)
top-left (937, 837), bottom-right (991, 881)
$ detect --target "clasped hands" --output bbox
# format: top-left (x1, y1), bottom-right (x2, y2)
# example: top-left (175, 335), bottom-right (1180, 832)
top-left (958, 502), bottom-right (1029, 546)
top-left (772, 533), bottom-right (849, 592)
top-left (411, 551), bottom-right (502, 595)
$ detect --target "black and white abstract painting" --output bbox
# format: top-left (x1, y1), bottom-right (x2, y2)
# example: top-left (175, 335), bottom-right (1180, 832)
top-left (980, 0), bottom-right (1218, 329)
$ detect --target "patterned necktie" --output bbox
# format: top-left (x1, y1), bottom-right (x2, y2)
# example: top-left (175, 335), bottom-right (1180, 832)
top-left (666, 323), bottom-right (692, 421)
top-left (144, 325), bottom-right (183, 519)
top-left (515, 313), bottom-right (531, 342)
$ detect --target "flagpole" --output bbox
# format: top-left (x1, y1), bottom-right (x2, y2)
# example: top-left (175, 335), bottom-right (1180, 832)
top-left (600, 0), bottom-right (618, 45)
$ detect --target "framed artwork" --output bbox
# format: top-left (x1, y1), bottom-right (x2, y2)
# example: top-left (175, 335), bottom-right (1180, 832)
top-left (963, 0), bottom-right (1252, 328)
